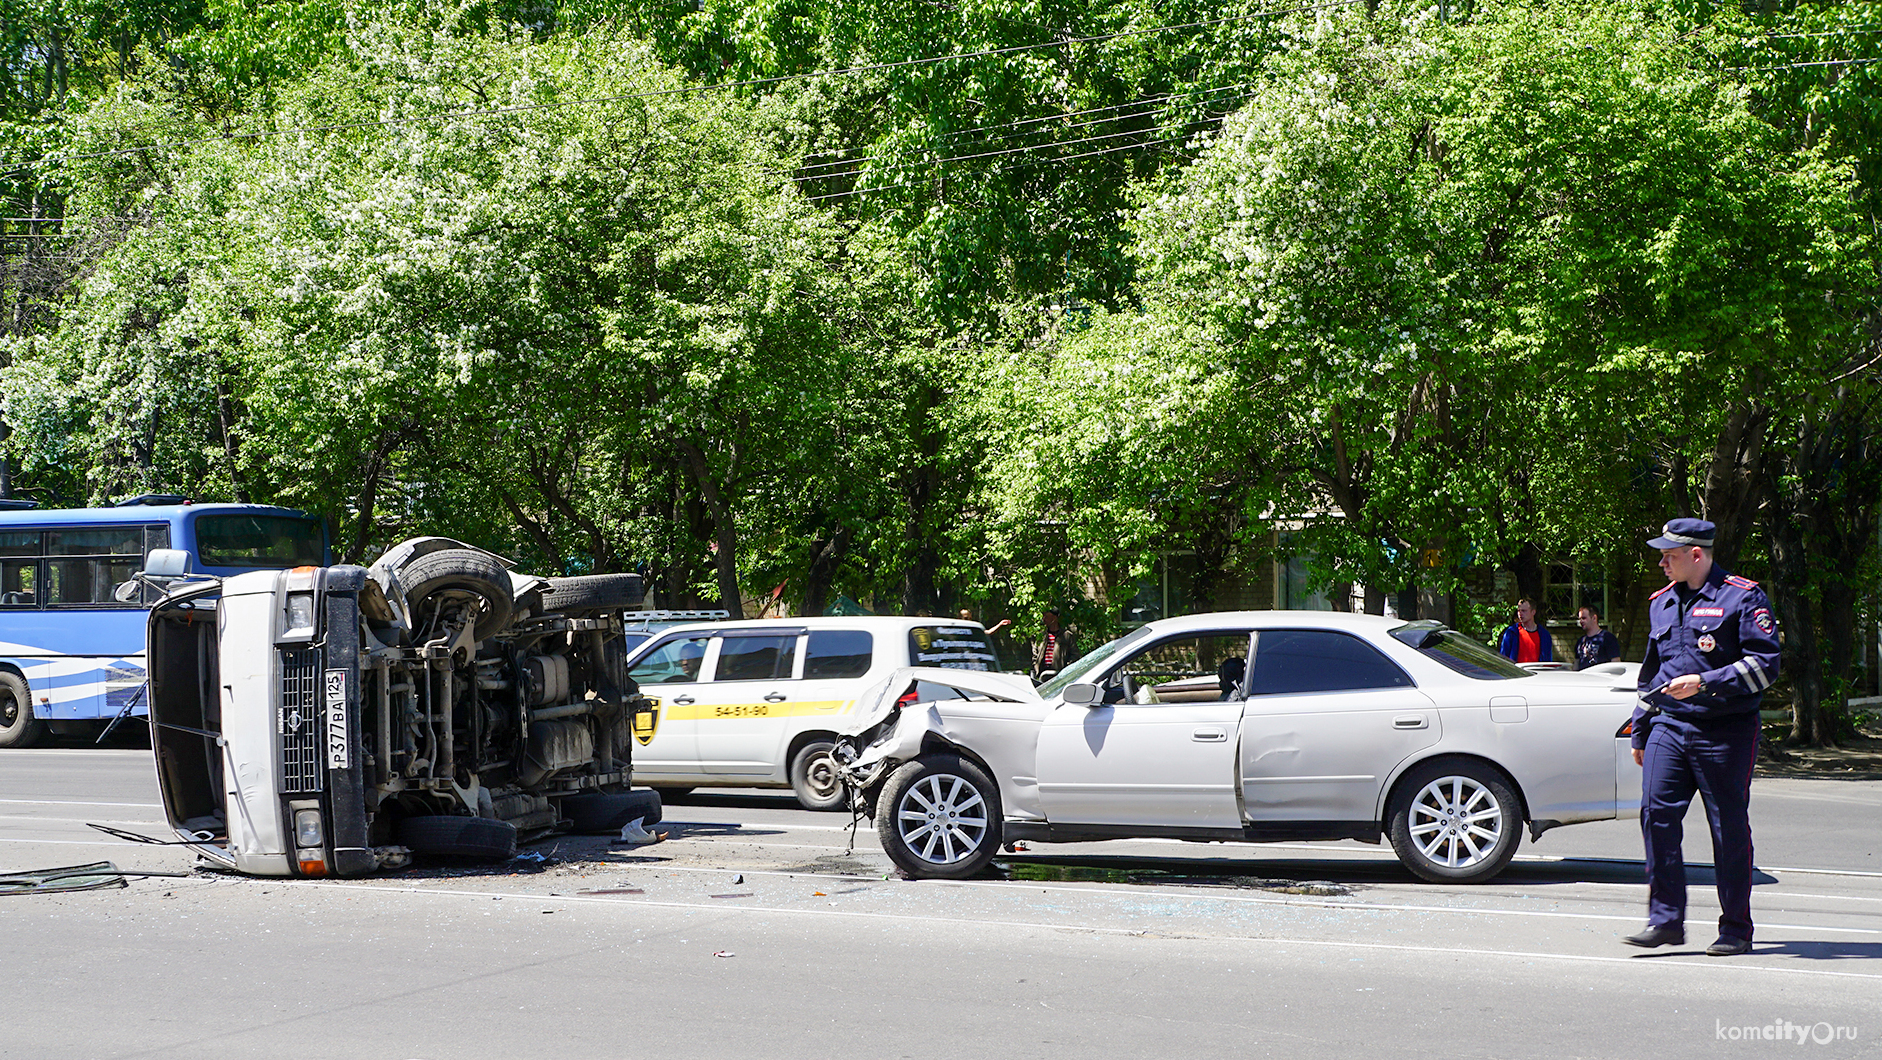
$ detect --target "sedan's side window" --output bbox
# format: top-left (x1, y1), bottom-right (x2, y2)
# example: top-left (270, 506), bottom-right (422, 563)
top-left (1102, 632), bottom-right (1254, 704)
top-left (1247, 630), bottom-right (1414, 695)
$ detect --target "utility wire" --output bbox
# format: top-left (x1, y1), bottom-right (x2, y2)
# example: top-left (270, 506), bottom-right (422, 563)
top-left (5, 0), bottom-right (1364, 182)
top-left (802, 127), bottom-right (1204, 203)
top-left (793, 83), bottom-right (1259, 176)
top-left (797, 113), bottom-right (1232, 187)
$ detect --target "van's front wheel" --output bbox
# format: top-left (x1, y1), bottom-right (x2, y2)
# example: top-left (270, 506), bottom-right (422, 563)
top-left (875, 754), bottom-right (1001, 879)
top-left (0, 672), bottom-right (44, 749)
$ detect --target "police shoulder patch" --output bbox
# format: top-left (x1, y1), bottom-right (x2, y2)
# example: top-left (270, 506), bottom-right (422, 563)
top-left (1726, 575), bottom-right (1759, 590)
top-left (1754, 608), bottom-right (1776, 635)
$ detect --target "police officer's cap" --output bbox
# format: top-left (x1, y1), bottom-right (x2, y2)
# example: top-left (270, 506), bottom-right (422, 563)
top-left (1646, 517), bottom-right (1715, 550)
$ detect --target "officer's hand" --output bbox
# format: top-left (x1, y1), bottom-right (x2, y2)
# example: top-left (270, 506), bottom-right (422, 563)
top-left (1632, 748), bottom-right (1643, 767)
top-left (1667, 674), bottom-right (1703, 700)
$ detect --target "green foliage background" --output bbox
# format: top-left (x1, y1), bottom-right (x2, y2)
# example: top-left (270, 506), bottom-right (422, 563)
top-left (2, 0), bottom-right (1879, 740)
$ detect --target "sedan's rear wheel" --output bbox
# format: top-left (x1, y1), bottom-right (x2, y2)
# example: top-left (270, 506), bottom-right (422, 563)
top-left (875, 754), bottom-right (1001, 879)
top-left (1386, 760), bottom-right (1521, 884)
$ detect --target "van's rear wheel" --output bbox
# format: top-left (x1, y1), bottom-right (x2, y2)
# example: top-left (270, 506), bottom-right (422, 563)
top-left (397, 816), bottom-right (517, 861)
top-left (400, 550), bottom-right (514, 641)
top-left (562, 790), bottom-right (663, 833)
top-left (789, 740), bottom-right (846, 811)
top-left (0, 672), bottom-right (44, 749)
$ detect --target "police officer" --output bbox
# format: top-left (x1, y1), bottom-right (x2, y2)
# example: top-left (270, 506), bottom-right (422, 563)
top-left (1623, 518), bottom-right (1780, 957)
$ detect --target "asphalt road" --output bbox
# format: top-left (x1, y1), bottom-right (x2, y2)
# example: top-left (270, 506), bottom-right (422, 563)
top-left (2, 749), bottom-right (1878, 1060)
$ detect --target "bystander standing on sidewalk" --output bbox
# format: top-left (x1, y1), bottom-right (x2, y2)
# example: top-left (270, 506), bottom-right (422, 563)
top-left (1574, 606), bottom-right (1622, 669)
top-left (1497, 598), bottom-right (1554, 664)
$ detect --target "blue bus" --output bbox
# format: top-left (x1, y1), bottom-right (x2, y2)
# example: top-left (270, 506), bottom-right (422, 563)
top-left (0, 497), bottom-right (329, 746)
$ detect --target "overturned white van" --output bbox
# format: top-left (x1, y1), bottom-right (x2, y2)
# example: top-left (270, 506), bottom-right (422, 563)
top-left (144, 537), bottom-right (657, 877)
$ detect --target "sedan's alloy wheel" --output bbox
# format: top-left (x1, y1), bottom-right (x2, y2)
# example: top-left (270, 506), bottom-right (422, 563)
top-left (875, 754), bottom-right (1002, 879)
top-left (897, 774), bottom-right (988, 864)
top-left (1405, 775), bottom-right (1503, 868)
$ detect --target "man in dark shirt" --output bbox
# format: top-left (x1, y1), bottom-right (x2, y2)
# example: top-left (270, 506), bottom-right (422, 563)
top-left (1029, 608), bottom-right (1079, 681)
top-left (1574, 606), bottom-right (1622, 669)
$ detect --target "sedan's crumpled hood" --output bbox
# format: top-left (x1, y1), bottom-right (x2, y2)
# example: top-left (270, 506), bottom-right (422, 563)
top-left (835, 666), bottom-right (1041, 737)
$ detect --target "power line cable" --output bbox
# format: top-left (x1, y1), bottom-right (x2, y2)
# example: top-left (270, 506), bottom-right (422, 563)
top-left (3, 0), bottom-right (1364, 181)
top-left (793, 82), bottom-right (1260, 176)
top-left (796, 111), bottom-right (1236, 187)
top-left (802, 127), bottom-right (1206, 203)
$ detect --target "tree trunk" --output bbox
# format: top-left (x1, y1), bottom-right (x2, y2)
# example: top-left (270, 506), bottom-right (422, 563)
top-left (801, 525), bottom-right (852, 618)
top-left (675, 439), bottom-right (742, 620)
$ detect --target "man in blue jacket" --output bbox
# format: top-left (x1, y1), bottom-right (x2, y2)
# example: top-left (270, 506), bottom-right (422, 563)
top-left (1496, 598), bottom-right (1553, 664)
top-left (1623, 518), bottom-right (1780, 957)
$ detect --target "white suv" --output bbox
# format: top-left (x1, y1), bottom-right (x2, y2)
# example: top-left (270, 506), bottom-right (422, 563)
top-left (626, 616), bottom-right (1004, 809)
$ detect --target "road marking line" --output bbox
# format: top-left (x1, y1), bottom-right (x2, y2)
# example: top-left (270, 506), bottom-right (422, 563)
top-left (0, 798), bottom-right (163, 808)
top-left (283, 879), bottom-right (1882, 982)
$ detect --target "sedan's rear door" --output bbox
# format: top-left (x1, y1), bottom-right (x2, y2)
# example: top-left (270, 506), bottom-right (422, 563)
top-left (1238, 628), bottom-right (1441, 824)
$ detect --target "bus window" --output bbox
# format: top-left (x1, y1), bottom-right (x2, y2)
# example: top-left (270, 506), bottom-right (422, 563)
top-left (194, 515), bottom-right (325, 569)
top-left (1, 531), bottom-right (37, 606)
top-left (44, 528), bottom-right (148, 607)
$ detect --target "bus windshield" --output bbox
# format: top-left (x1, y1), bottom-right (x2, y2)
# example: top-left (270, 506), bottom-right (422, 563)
top-left (195, 515), bottom-right (326, 569)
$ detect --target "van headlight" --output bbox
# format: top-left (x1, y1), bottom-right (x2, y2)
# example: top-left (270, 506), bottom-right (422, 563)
top-left (284, 592), bottom-right (317, 637)
top-left (293, 807), bottom-right (325, 848)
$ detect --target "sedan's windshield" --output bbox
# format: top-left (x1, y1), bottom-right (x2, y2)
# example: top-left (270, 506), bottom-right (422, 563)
top-left (1035, 626), bottom-right (1156, 699)
top-left (1392, 622), bottom-right (1531, 680)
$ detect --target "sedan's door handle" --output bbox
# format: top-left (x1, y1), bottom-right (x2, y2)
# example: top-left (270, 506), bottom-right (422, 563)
top-left (1393, 715), bottom-right (1428, 729)
top-left (1192, 727), bottom-right (1228, 742)
top-left (763, 692), bottom-right (788, 702)
top-left (672, 695), bottom-right (695, 705)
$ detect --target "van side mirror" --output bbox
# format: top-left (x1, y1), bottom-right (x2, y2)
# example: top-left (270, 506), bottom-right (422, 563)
top-left (144, 549), bottom-right (190, 577)
top-left (1062, 682), bottom-right (1103, 707)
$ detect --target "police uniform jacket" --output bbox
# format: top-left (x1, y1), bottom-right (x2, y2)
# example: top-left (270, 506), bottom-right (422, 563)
top-left (1629, 564), bottom-right (1781, 749)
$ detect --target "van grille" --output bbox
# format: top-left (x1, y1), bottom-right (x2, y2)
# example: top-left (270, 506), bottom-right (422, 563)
top-left (279, 647), bottom-right (324, 794)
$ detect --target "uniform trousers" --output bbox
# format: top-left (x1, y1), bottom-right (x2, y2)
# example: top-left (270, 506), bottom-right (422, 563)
top-left (1640, 711), bottom-right (1758, 942)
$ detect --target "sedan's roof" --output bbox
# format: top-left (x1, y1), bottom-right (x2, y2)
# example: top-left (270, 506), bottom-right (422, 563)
top-left (1140, 610), bottom-right (1408, 634)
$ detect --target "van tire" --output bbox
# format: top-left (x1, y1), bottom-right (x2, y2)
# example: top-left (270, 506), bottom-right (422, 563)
top-left (0, 671), bottom-right (44, 749)
top-left (400, 550), bottom-right (514, 641)
top-left (541, 574), bottom-right (645, 615)
top-left (397, 816), bottom-right (517, 861)
top-left (562, 790), bottom-right (663, 833)
top-left (789, 740), bottom-right (846, 811)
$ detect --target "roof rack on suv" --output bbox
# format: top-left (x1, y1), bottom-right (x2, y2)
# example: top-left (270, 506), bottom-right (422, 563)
top-left (0, 498), bottom-right (39, 511)
top-left (625, 609), bottom-right (732, 624)
top-left (113, 493), bottom-right (191, 506)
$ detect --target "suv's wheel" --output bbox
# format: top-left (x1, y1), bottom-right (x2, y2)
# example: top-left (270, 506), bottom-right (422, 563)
top-left (561, 790), bottom-right (663, 833)
top-left (0, 671), bottom-right (44, 749)
top-left (1386, 760), bottom-right (1521, 884)
top-left (789, 739), bottom-right (845, 811)
top-left (399, 549), bottom-right (514, 641)
top-left (396, 816), bottom-right (517, 861)
top-left (875, 754), bottom-right (1001, 879)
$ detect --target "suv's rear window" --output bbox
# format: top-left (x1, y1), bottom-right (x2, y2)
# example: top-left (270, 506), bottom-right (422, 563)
top-left (195, 515), bottom-right (325, 569)
top-left (908, 625), bottom-right (999, 671)
top-left (805, 630), bottom-right (873, 679)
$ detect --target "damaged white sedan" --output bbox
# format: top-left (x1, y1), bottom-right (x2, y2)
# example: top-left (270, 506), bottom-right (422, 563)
top-left (834, 612), bottom-right (1643, 883)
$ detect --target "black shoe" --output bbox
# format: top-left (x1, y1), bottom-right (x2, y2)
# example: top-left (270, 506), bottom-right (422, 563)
top-left (1706, 936), bottom-right (1751, 957)
top-left (1623, 924), bottom-right (1685, 948)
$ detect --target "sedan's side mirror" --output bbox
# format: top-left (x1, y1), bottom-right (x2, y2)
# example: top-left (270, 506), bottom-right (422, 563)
top-left (1062, 682), bottom-right (1103, 707)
